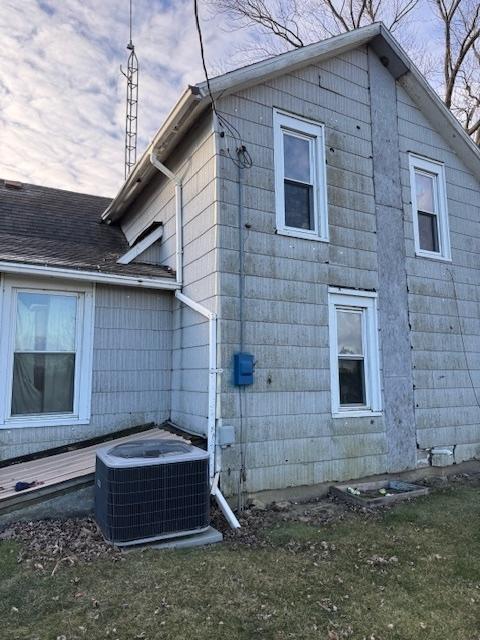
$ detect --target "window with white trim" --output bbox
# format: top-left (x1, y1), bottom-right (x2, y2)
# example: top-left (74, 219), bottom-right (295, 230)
top-left (409, 154), bottom-right (451, 261)
top-left (273, 109), bottom-right (328, 241)
top-left (0, 278), bottom-right (94, 428)
top-left (328, 289), bottom-right (381, 417)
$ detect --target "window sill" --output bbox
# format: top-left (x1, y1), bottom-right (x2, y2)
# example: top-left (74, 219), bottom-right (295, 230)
top-left (415, 250), bottom-right (452, 263)
top-left (332, 410), bottom-right (383, 419)
top-left (0, 416), bottom-right (90, 429)
top-left (276, 228), bottom-right (329, 243)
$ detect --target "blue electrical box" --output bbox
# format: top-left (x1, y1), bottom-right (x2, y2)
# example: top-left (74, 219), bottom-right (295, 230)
top-left (233, 352), bottom-right (255, 385)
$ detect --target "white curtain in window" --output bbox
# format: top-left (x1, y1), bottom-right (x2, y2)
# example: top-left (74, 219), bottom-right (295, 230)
top-left (15, 293), bottom-right (77, 352)
top-left (11, 292), bottom-right (77, 416)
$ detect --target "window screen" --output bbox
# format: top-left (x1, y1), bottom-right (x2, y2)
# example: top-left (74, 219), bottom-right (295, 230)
top-left (414, 171), bottom-right (439, 253)
top-left (273, 110), bottom-right (328, 241)
top-left (336, 309), bottom-right (366, 406)
top-left (11, 292), bottom-right (77, 415)
top-left (283, 132), bottom-right (314, 230)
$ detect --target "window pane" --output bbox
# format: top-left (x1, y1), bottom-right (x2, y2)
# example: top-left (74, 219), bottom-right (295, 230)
top-left (284, 180), bottom-right (314, 230)
top-left (283, 133), bottom-right (311, 183)
top-left (415, 172), bottom-right (435, 213)
top-left (15, 292), bottom-right (77, 352)
top-left (11, 353), bottom-right (75, 415)
top-left (338, 359), bottom-right (365, 406)
top-left (418, 211), bottom-right (439, 252)
top-left (337, 310), bottom-right (363, 355)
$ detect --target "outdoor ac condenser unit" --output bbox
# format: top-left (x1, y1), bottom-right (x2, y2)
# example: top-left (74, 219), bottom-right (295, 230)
top-left (95, 439), bottom-right (210, 546)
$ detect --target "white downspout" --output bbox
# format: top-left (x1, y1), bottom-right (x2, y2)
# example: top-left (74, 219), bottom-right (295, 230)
top-left (149, 152), bottom-right (240, 529)
top-left (174, 290), bottom-right (217, 476)
top-left (149, 153), bottom-right (183, 286)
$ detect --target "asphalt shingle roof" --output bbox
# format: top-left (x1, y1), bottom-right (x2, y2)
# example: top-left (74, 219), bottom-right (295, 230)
top-left (0, 180), bottom-right (174, 279)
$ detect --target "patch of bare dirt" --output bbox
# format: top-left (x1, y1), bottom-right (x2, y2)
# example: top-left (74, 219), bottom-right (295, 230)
top-left (419, 471), bottom-right (480, 489)
top-left (212, 495), bottom-right (375, 547)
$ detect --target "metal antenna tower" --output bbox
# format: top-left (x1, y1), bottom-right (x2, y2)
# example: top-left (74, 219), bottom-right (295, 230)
top-left (121, 0), bottom-right (139, 179)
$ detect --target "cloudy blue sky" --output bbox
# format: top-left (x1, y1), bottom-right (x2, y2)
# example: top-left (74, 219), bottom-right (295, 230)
top-left (0, 1), bottom-right (440, 198)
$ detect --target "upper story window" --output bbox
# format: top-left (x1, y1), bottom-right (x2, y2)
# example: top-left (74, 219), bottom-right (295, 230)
top-left (0, 278), bottom-right (94, 428)
top-left (409, 154), bottom-right (451, 261)
top-left (328, 288), bottom-right (382, 418)
top-left (273, 109), bottom-right (328, 241)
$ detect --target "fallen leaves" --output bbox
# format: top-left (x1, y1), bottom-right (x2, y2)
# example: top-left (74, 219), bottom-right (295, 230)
top-left (2, 517), bottom-right (121, 569)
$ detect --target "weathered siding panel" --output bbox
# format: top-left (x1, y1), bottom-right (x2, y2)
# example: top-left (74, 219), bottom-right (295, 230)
top-left (215, 45), bottom-right (389, 498)
top-left (0, 285), bottom-right (173, 460)
top-left (121, 112), bottom-right (216, 271)
top-left (119, 109), bottom-right (218, 438)
top-left (396, 84), bottom-right (480, 458)
top-left (368, 50), bottom-right (416, 472)
top-left (169, 113), bottom-right (219, 436)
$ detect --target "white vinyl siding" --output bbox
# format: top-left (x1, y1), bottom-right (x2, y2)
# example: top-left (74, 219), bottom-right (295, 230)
top-left (409, 153), bottom-right (451, 261)
top-left (273, 109), bottom-right (328, 241)
top-left (0, 277), bottom-right (94, 428)
top-left (328, 288), bottom-right (381, 417)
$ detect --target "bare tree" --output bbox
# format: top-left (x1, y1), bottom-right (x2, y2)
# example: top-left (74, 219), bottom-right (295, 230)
top-left (433, 0), bottom-right (480, 142)
top-left (212, 0), bottom-right (420, 49)
top-left (210, 0), bottom-right (480, 144)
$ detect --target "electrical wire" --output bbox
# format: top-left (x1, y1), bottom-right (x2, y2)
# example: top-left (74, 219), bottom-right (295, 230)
top-left (448, 269), bottom-right (480, 408)
top-left (193, 0), bottom-right (252, 510)
top-left (192, 0), bottom-right (252, 170)
top-left (193, 0), bottom-right (218, 116)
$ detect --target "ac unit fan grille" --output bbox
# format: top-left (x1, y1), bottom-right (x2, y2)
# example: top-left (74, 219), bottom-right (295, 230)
top-left (95, 457), bottom-right (210, 544)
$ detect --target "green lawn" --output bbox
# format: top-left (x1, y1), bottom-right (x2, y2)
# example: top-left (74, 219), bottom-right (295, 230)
top-left (1, 486), bottom-right (480, 639)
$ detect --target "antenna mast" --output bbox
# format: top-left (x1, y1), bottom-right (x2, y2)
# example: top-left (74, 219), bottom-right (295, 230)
top-left (121, 0), bottom-right (139, 179)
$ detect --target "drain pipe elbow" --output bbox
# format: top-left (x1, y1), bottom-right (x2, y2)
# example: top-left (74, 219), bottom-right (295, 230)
top-left (149, 152), bottom-right (183, 286)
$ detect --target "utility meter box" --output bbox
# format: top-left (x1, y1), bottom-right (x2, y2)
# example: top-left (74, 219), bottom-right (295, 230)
top-left (233, 352), bottom-right (254, 385)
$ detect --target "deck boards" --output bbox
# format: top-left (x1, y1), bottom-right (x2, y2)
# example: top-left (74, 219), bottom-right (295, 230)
top-left (0, 428), bottom-right (187, 507)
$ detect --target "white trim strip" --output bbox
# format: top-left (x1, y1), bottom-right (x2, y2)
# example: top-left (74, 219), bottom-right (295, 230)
top-left (408, 153), bottom-right (451, 262)
top-left (0, 261), bottom-right (179, 290)
top-left (273, 109), bottom-right (329, 242)
top-left (117, 224), bottom-right (164, 265)
top-left (0, 277), bottom-right (95, 429)
top-left (328, 289), bottom-right (382, 418)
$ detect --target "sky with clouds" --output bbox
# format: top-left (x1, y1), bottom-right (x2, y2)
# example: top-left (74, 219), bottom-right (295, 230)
top-left (0, 1), bottom-right (442, 198)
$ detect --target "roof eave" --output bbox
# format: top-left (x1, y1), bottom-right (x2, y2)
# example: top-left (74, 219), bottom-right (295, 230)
top-left (0, 260), bottom-right (180, 290)
top-left (201, 22), bottom-right (383, 97)
top-left (102, 86), bottom-right (207, 223)
top-left (374, 25), bottom-right (480, 177)
top-left (202, 22), bottom-right (479, 177)
top-left (103, 22), bottom-right (480, 223)
top-left (398, 63), bottom-right (480, 177)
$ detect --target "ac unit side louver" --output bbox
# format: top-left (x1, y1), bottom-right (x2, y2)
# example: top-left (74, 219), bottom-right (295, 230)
top-left (95, 439), bottom-right (210, 546)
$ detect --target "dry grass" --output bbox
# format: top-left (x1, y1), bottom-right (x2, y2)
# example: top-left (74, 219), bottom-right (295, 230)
top-left (1, 484), bottom-right (479, 639)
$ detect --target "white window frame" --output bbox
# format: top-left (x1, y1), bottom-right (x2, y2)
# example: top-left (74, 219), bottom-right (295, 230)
top-left (273, 109), bottom-right (329, 242)
top-left (328, 288), bottom-right (382, 418)
top-left (408, 153), bottom-right (451, 262)
top-left (0, 276), bottom-right (95, 429)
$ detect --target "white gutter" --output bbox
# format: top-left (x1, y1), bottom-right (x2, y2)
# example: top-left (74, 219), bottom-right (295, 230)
top-left (102, 87), bottom-right (204, 223)
top-left (0, 261), bottom-right (179, 290)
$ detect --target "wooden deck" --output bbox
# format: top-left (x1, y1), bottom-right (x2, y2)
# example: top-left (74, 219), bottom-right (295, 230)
top-left (0, 428), bottom-right (187, 512)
